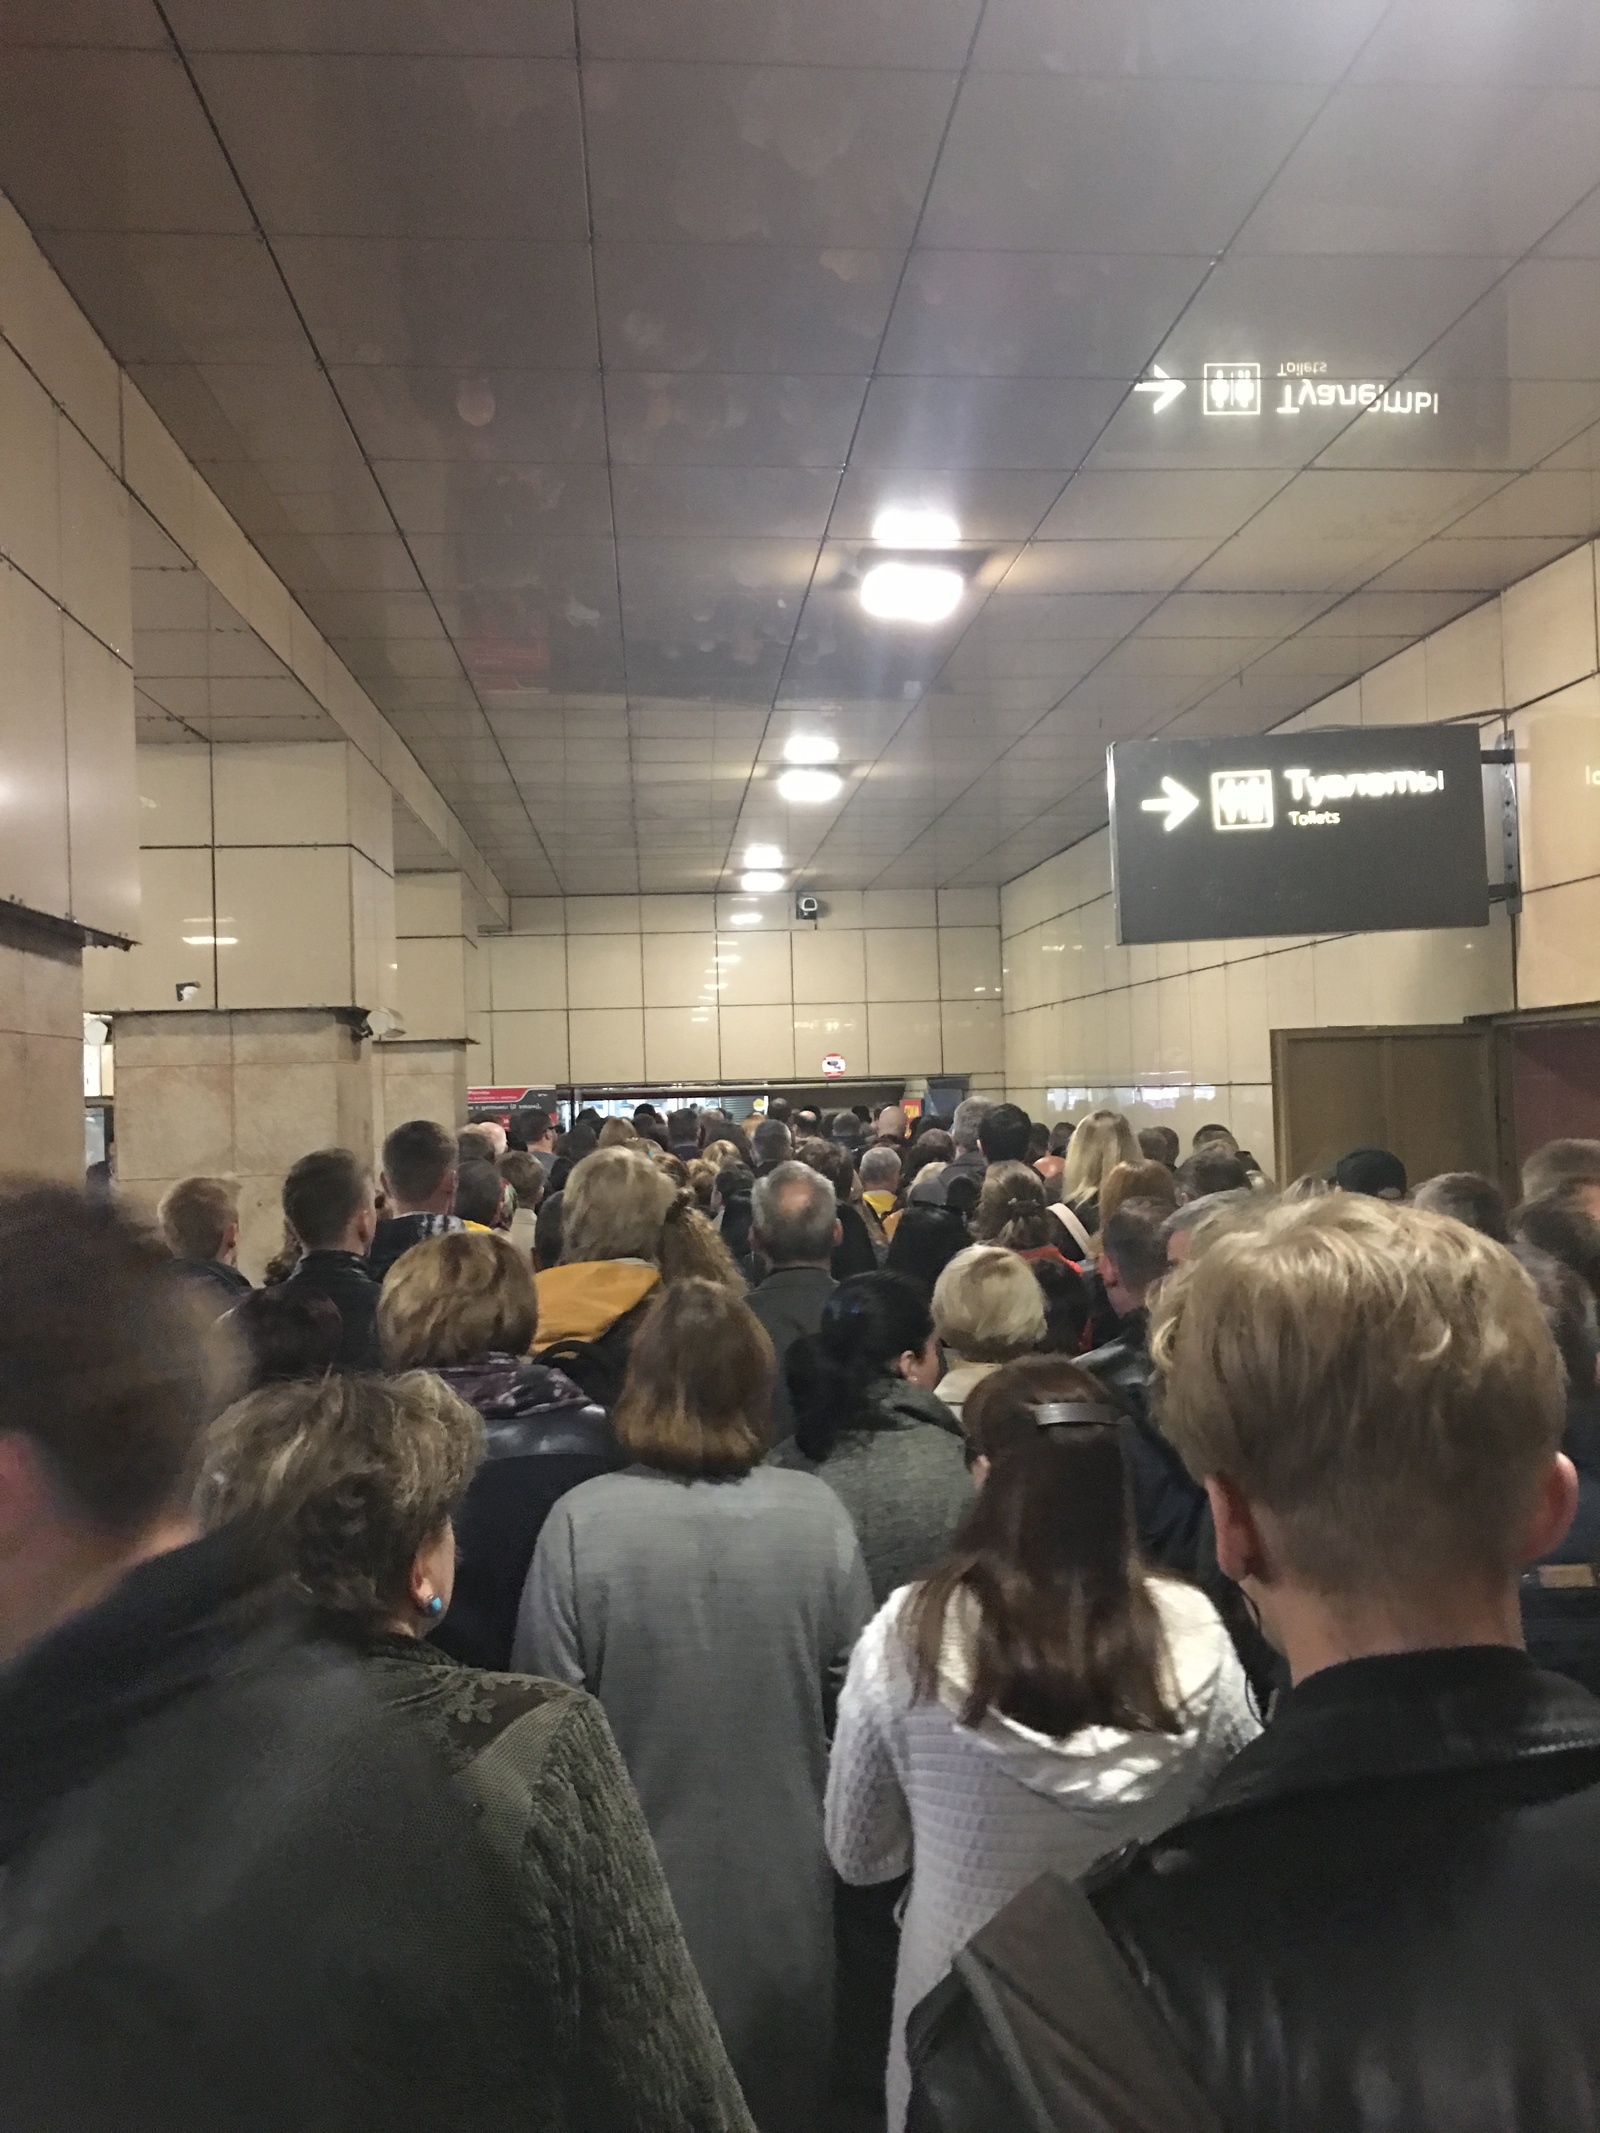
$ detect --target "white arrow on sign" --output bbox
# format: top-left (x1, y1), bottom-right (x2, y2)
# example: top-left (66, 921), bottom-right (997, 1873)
top-left (1141, 777), bottom-right (1200, 832)
top-left (1133, 364), bottom-right (1186, 415)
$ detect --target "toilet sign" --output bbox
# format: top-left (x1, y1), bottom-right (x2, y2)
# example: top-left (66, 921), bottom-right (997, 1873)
top-left (822, 1053), bottom-right (847, 1079)
top-left (1108, 725), bottom-right (1489, 944)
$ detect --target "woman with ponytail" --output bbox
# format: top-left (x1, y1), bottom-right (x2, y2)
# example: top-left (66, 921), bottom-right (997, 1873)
top-left (825, 1355), bottom-right (1258, 2131)
top-left (774, 1271), bottom-right (969, 1605)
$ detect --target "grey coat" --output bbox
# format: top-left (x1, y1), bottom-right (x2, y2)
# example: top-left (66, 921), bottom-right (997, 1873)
top-left (770, 1378), bottom-right (971, 1605)
top-left (513, 1465), bottom-right (873, 2133)
top-left (745, 1264), bottom-right (835, 1441)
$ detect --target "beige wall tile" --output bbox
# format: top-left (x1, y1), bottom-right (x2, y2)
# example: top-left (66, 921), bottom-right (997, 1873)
top-left (642, 932), bottom-right (719, 1007)
top-left (0, 562), bottom-right (69, 920)
top-left (1264, 942), bottom-right (1316, 1034)
top-left (1129, 982), bottom-right (1160, 1073)
top-left (792, 1000), bottom-right (865, 1079)
top-left (1187, 963), bottom-right (1229, 1083)
top-left (867, 998), bottom-right (942, 1075)
top-left (1517, 876), bottom-right (1600, 1009)
top-left (396, 870), bottom-right (465, 938)
top-left (645, 1006), bottom-right (721, 1081)
top-left (214, 845), bottom-right (354, 1010)
top-left (0, 339), bottom-right (62, 598)
top-left (720, 1002), bottom-right (795, 1080)
top-left (1510, 678), bottom-right (1600, 894)
top-left (792, 925), bottom-right (863, 1003)
top-left (492, 1008), bottom-right (569, 1086)
top-left (213, 740), bottom-right (352, 849)
top-left (64, 620), bottom-right (138, 939)
top-left (1502, 544), bottom-right (1598, 708)
top-left (58, 419), bottom-right (131, 658)
top-left (1156, 938), bottom-right (1190, 979)
top-left (716, 928), bottom-right (791, 1006)
top-left (1102, 987), bottom-right (1132, 1080)
top-left (1156, 972), bottom-right (1193, 1077)
top-left (862, 889), bottom-right (936, 929)
top-left (639, 893), bottom-right (714, 932)
top-left (865, 926), bottom-right (939, 1002)
top-left (1222, 955), bottom-right (1270, 1082)
top-left (566, 894), bottom-right (641, 934)
top-left (938, 925), bottom-right (1003, 999)
top-left (1425, 600), bottom-right (1504, 722)
top-left (567, 930), bottom-right (643, 1010)
top-left (396, 933), bottom-right (467, 1041)
top-left (569, 1007), bottom-right (645, 1083)
top-left (137, 744), bottom-right (212, 846)
top-left (938, 887), bottom-right (1000, 927)
top-left (943, 995), bottom-right (1004, 1075)
top-left (84, 847), bottom-right (216, 1011)
top-left (489, 933), bottom-right (567, 1011)
top-left (1310, 933), bottom-right (1372, 1026)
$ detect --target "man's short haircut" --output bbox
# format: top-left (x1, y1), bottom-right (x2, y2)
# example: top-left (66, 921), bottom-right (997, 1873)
top-left (1192, 1123), bottom-right (1238, 1151)
top-left (498, 1150), bottom-right (545, 1209)
top-left (1175, 1149), bottom-right (1250, 1201)
top-left (381, 1118), bottom-right (456, 1206)
top-left (667, 1106), bottom-right (699, 1144)
top-left (933, 1244), bottom-right (1048, 1363)
top-left (951, 1095), bottom-right (995, 1152)
top-left (750, 1117), bottom-right (793, 1168)
top-left (1523, 1138), bottom-right (1600, 1202)
top-left (283, 1148), bottom-right (372, 1251)
top-left (977, 1102), bottom-right (1033, 1166)
top-left (1413, 1170), bottom-right (1509, 1244)
top-left (1101, 1198), bottom-right (1171, 1295)
top-left (860, 1145), bottom-right (903, 1190)
top-left (1138, 1126), bottom-right (1181, 1168)
top-left (767, 1097), bottom-right (792, 1124)
top-left (515, 1106), bottom-right (553, 1145)
top-left (158, 1175), bottom-right (238, 1262)
top-left (831, 1112), bottom-right (864, 1150)
top-left (1512, 1191), bottom-right (1600, 1302)
top-left (752, 1161), bottom-right (838, 1264)
top-left (454, 1158), bottom-right (505, 1228)
top-left (1151, 1195), bottom-right (1565, 1596)
top-left (457, 1125), bottom-right (498, 1165)
top-left (0, 1185), bottom-right (223, 1531)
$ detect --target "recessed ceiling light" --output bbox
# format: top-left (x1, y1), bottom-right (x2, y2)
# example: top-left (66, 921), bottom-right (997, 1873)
top-left (777, 767), bottom-right (844, 805)
top-left (783, 733), bottom-right (840, 765)
top-left (860, 560), bottom-right (964, 625)
top-left (871, 504), bottom-right (961, 547)
top-left (740, 870), bottom-right (785, 892)
top-left (743, 842), bottom-right (784, 869)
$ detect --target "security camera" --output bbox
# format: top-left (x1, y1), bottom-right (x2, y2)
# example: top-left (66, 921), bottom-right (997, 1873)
top-left (794, 892), bottom-right (821, 922)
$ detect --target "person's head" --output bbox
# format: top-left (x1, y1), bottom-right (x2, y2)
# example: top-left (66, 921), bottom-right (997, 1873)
top-left (283, 1148), bottom-right (377, 1255)
top-left (951, 1095), bottom-right (995, 1154)
top-left (1099, 1159), bottom-right (1179, 1232)
top-left (596, 1116), bottom-right (639, 1149)
top-left (792, 1108), bottom-right (821, 1137)
top-left (702, 1119), bottom-right (755, 1168)
top-left (516, 1106), bottom-right (556, 1153)
top-left (533, 1188), bottom-right (564, 1271)
top-left (902, 1357), bottom-right (1178, 1741)
top-left (379, 1230), bottom-right (537, 1370)
top-left (453, 1157), bottom-right (507, 1229)
top-left (1048, 1119), bottom-right (1077, 1156)
top-left (158, 1175), bottom-right (240, 1266)
top-left (498, 1149), bottom-right (545, 1210)
top-left (767, 1096), bottom-right (791, 1126)
top-left (225, 1286), bottom-right (342, 1392)
top-left (1024, 1120), bottom-right (1051, 1164)
top-left (380, 1118), bottom-right (457, 1217)
top-left (612, 1280), bottom-right (774, 1478)
top-left (0, 1186), bottom-right (226, 1662)
top-left (457, 1125), bottom-right (498, 1167)
top-left (1514, 1244), bottom-right (1600, 1398)
top-left (933, 1244), bottom-right (1048, 1365)
top-left (1160, 1190), bottom-right (1252, 1272)
top-left (972, 1162), bottom-right (1054, 1252)
top-left (1523, 1138), bottom-right (1600, 1217)
top-left (575, 1107), bottom-right (602, 1131)
top-left (1138, 1125), bottom-right (1181, 1169)
top-left (632, 1102), bottom-right (661, 1127)
top-left (885, 1203), bottom-right (971, 1297)
top-left (198, 1372), bottom-right (483, 1637)
top-left (750, 1117), bottom-right (792, 1171)
top-left (1333, 1145), bottom-right (1408, 1200)
top-left (751, 1160), bottom-right (841, 1268)
top-left (786, 1272), bottom-right (939, 1460)
top-left (1512, 1190), bottom-right (1600, 1306)
top-left (875, 1104), bottom-right (909, 1144)
top-left (685, 1157), bottom-right (719, 1210)
top-left (859, 1145), bottom-right (903, 1196)
top-left (1150, 1195), bottom-right (1574, 1674)
top-left (1413, 1170), bottom-right (1508, 1243)
top-left (666, 1106), bottom-right (699, 1149)
top-left (1030, 1253), bottom-right (1091, 1354)
top-left (1174, 1148), bottom-right (1251, 1202)
top-left (904, 1129), bottom-right (954, 1187)
top-left (977, 1103), bottom-right (1032, 1167)
top-left (712, 1163), bottom-right (754, 1220)
top-left (830, 1111), bottom-right (864, 1154)
top-left (1099, 1198), bottom-right (1171, 1316)
top-left (1061, 1109), bottom-right (1139, 1207)
top-left (795, 1134), bottom-right (853, 1199)
top-left (1193, 1123), bottom-right (1238, 1155)
top-left (562, 1145), bottom-right (741, 1290)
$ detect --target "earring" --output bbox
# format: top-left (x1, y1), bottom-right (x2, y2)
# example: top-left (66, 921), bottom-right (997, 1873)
top-left (420, 1593), bottom-right (444, 1618)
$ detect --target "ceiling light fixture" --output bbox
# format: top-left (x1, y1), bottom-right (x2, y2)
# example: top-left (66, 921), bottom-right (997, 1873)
top-left (740, 870), bottom-right (785, 892)
top-left (777, 767), bottom-right (843, 804)
top-left (743, 842), bottom-right (784, 869)
top-left (871, 504), bottom-right (961, 547)
top-left (783, 733), bottom-right (840, 765)
top-left (859, 560), bottom-right (964, 625)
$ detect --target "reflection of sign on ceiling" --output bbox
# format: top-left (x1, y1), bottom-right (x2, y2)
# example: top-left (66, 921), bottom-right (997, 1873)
top-left (1163, 354), bottom-right (1440, 419)
top-left (1203, 362), bottom-right (1261, 415)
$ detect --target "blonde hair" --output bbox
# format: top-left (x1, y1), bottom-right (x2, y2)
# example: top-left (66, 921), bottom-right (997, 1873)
top-left (933, 1244), bottom-right (1047, 1363)
top-left (1150, 1195), bottom-right (1565, 1597)
top-left (613, 1279), bottom-right (774, 1478)
top-left (1061, 1110), bottom-right (1139, 1209)
top-left (197, 1371), bottom-right (484, 1629)
top-left (378, 1229), bottom-right (536, 1368)
top-left (685, 1158), bottom-right (719, 1210)
top-left (562, 1145), bottom-right (742, 1289)
top-left (158, 1175), bottom-right (238, 1261)
top-left (596, 1117), bottom-right (639, 1148)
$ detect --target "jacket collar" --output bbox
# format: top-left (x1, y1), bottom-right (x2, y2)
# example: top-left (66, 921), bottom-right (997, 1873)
top-left (293, 1248), bottom-right (374, 1280)
top-left (1194, 1645), bottom-right (1600, 1825)
top-left (758, 1263), bottom-right (834, 1288)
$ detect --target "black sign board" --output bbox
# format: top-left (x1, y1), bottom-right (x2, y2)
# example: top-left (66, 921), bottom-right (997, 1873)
top-left (1108, 724), bottom-right (1490, 945)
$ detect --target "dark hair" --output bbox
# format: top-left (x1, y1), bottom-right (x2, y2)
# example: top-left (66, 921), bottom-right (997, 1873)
top-left (1138, 1126), bottom-right (1181, 1169)
top-left (903, 1356), bottom-right (1180, 1741)
top-left (454, 1158), bottom-right (505, 1229)
top-left (1176, 1149), bottom-right (1250, 1201)
top-left (1193, 1123), bottom-right (1237, 1149)
top-left (667, 1107), bottom-right (699, 1145)
top-left (381, 1118), bottom-right (456, 1205)
top-left (767, 1097), bottom-right (792, 1124)
top-left (633, 1103), bottom-right (662, 1124)
top-left (904, 1129), bottom-right (954, 1190)
top-left (702, 1121), bottom-right (756, 1168)
top-left (795, 1134), bottom-right (852, 1197)
top-left (1515, 1244), bottom-right (1600, 1394)
top-left (575, 1107), bottom-right (602, 1130)
top-left (1101, 1198), bottom-right (1171, 1294)
top-left (750, 1117), bottom-right (792, 1169)
top-left (0, 1185), bottom-right (222, 1531)
top-left (1025, 1121), bottom-right (1051, 1162)
top-left (1513, 1191), bottom-right (1600, 1304)
top-left (283, 1148), bottom-right (371, 1251)
top-left (943, 1171), bottom-right (982, 1223)
top-left (498, 1149), bottom-right (545, 1209)
top-left (973, 1161), bottom-right (1054, 1251)
top-left (225, 1285), bottom-right (342, 1391)
top-left (636, 1120), bottom-right (669, 1151)
top-left (786, 1271), bottom-right (933, 1461)
top-left (885, 1204), bottom-right (971, 1297)
top-left (1413, 1170), bottom-right (1509, 1243)
top-left (831, 1113), bottom-right (865, 1152)
top-left (978, 1103), bottom-right (1033, 1166)
top-left (515, 1107), bottom-right (554, 1145)
top-left (1030, 1255), bottom-right (1091, 1353)
top-left (614, 1280), bottom-right (774, 1478)
top-left (548, 1123), bottom-right (598, 1193)
top-left (533, 1188), bottom-right (564, 1270)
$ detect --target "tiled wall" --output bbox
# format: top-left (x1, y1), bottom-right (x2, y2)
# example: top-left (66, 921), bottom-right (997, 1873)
top-left (394, 872), bottom-right (487, 1049)
top-left (1003, 538), bottom-right (1600, 1154)
top-left (485, 889), bottom-right (1004, 1090)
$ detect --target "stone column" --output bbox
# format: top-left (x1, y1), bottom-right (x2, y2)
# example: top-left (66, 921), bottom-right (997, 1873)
top-left (0, 907), bottom-right (88, 1180)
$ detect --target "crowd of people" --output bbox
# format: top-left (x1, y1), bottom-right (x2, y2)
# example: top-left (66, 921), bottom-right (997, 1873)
top-left (7, 1093), bottom-right (1600, 2130)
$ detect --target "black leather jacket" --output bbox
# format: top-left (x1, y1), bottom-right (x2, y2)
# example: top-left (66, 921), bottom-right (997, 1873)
top-left (909, 1646), bottom-right (1600, 2133)
top-left (282, 1248), bottom-right (381, 1370)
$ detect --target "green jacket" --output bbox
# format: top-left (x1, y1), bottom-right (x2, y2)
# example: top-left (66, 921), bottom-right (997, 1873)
top-left (362, 1637), bottom-right (755, 2133)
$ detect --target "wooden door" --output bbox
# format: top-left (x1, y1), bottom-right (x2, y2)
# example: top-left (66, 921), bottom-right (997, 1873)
top-left (1271, 1024), bottom-right (1513, 1195)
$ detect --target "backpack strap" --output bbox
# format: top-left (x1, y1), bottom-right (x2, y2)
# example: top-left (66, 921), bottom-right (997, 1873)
top-left (1050, 1201), bottom-right (1096, 1259)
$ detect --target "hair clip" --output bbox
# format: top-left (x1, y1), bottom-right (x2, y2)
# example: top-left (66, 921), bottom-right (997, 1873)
top-left (1033, 1400), bottom-right (1114, 1431)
